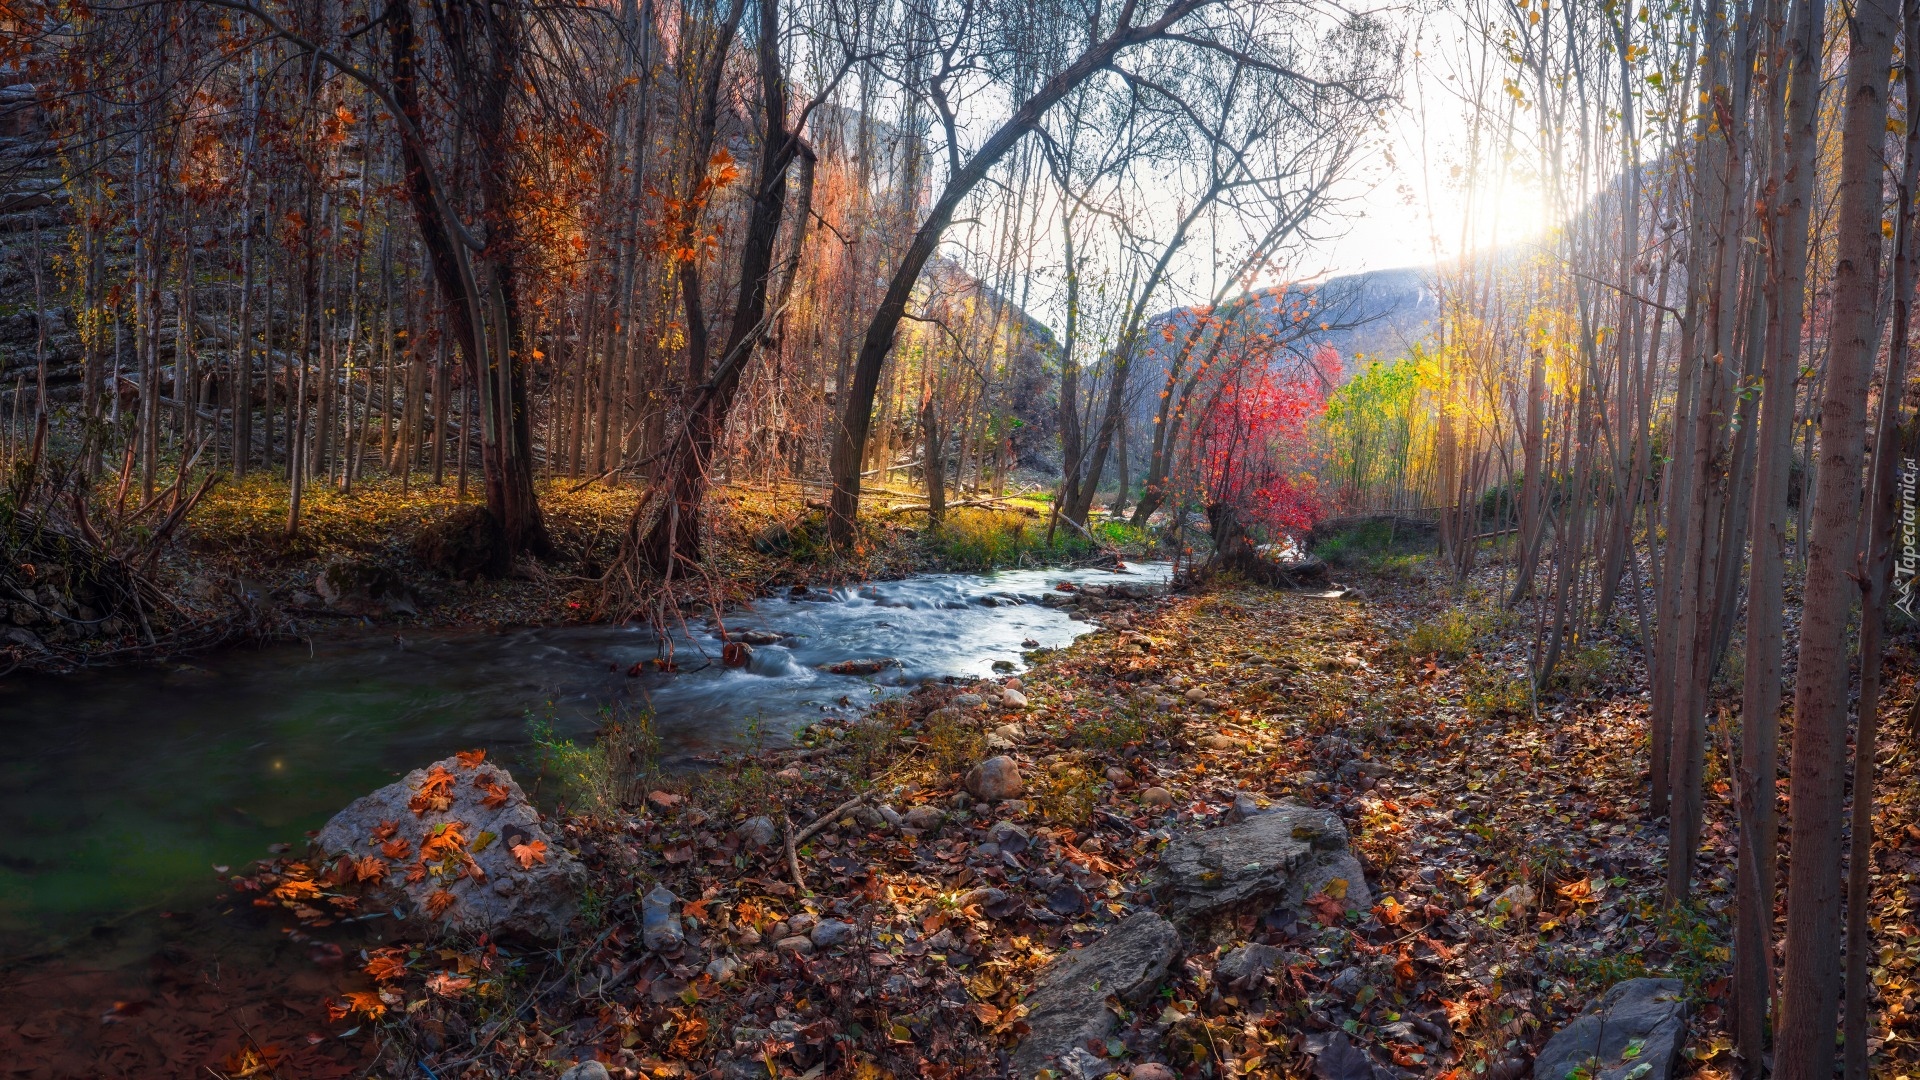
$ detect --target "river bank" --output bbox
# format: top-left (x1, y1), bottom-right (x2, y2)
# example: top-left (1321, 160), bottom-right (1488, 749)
top-left (4, 469), bottom-right (1150, 675)
top-left (296, 565), bottom-right (1754, 1080)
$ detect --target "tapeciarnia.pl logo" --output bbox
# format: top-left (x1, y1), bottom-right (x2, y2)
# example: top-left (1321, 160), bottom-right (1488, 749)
top-left (1898, 456), bottom-right (1918, 619)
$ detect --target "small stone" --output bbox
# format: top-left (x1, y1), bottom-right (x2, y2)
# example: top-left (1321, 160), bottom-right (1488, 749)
top-left (1105, 766), bottom-right (1131, 784)
top-left (706, 956), bottom-right (741, 984)
top-left (734, 926), bottom-right (761, 946)
top-left (775, 935), bottom-right (816, 955)
top-left (787, 912), bottom-right (818, 935)
top-left (987, 821), bottom-right (1031, 854)
top-left (739, 816), bottom-right (779, 849)
top-left (1001, 688), bottom-right (1029, 709)
top-left (1131, 1065), bottom-right (1178, 1080)
top-left (876, 803), bottom-right (904, 827)
top-left (558, 1062), bottom-right (610, 1080)
top-left (1200, 734), bottom-right (1238, 751)
top-left (1185, 687), bottom-right (1207, 702)
top-left (1141, 786), bottom-right (1175, 807)
top-left (904, 805), bottom-right (945, 831)
top-left (1491, 883), bottom-right (1535, 915)
top-left (965, 756), bottom-right (1025, 802)
top-left (951, 693), bottom-right (984, 708)
top-left (1216, 942), bottom-right (1285, 985)
top-left (811, 919), bottom-right (856, 948)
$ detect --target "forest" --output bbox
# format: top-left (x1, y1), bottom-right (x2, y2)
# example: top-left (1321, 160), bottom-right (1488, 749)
top-left (0, 0), bottom-right (1916, 1078)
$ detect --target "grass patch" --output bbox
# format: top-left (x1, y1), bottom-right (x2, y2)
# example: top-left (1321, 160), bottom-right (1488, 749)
top-left (1310, 516), bottom-right (1434, 574)
top-left (524, 706), bottom-right (660, 816)
top-left (924, 507), bottom-right (1084, 569)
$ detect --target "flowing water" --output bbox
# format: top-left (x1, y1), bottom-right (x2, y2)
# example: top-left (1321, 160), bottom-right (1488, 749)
top-left (0, 561), bottom-right (1167, 956)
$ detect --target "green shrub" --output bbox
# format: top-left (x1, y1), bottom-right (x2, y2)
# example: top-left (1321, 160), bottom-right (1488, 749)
top-left (1402, 610), bottom-right (1478, 661)
top-left (526, 705), bottom-right (660, 815)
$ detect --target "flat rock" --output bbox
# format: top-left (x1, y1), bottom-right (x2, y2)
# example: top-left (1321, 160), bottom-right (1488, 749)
top-left (822, 657), bottom-right (899, 675)
top-left (1009, 911), bottom-right (1179, 1078)
top-left (1532, 978), bottom-right (1687, 1080)
top-left (1150, 802), bottom-right (1370, 919)
top-left (314, 756), bottom-right (584, 940)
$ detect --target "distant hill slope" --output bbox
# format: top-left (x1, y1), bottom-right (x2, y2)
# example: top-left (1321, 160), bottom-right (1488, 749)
top-left (1139, 265), bottom-right (1439, 382)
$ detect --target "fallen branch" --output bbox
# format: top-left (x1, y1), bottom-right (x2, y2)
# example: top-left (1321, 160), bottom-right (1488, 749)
top-left (781, 813), bottom-right (806, 893)
top-left (792, 792), bottom-right (871, 848)
top-left (886, 499), bottom-right (1041, 517)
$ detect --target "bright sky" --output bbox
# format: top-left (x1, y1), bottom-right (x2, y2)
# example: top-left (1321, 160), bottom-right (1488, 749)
top-left (1309, 3), bottom-right (1555, 280)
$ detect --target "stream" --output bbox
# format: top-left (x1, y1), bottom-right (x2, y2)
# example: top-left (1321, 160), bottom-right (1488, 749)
top-left (0, 561), bottom-right (1168, 958)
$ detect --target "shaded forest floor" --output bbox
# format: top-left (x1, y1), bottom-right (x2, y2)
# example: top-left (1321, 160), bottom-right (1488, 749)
top-left (297, 555), bottom-right (1911, 1080)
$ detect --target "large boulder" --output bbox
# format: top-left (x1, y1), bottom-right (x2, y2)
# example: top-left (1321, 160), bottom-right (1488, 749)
top-left (1009, 912), bottom-right (1180, 1079)
top-left (1532, 979), bottom-right (1687, 1080)
top-left (1150, 803), bottom-right (1370, 919)
top-left (315, 754), bottom-right (584, 940)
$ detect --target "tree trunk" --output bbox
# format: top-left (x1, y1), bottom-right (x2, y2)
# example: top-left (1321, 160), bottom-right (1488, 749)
top-left (826, 1), bottom-right (1210, 546)
top-left (1777, 3), bottom-right (1897, 1075)
top-left (1734, 0), bottom-right (1821, 1067)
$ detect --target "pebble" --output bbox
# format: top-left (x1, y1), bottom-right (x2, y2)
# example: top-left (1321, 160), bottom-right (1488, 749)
top-left (904, 805), bottom-right (945, 831)
top-left (775, 935), bottom-right (815, 955)
top-left (705, 956), bottom-right (741, 984)
top-left (787, 912), bottom-right (818, 935)
top-left (558, 1062), bottom-right (610, 1080)
top-left (811, 918), bottom-right (855, 948)
top-left (1130, 1065), bottom-right (1178, 1080)
top-left (1001, 688), bottom-right (1028, 709)
top-left (1141, 786), bottom-right (1175, 807)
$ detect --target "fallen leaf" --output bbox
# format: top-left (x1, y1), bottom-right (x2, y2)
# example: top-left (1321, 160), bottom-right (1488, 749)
top-left (511, 838), bottom-right (549, 869)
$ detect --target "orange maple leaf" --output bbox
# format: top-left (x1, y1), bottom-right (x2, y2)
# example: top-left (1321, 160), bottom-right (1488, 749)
top-left (421, 822), bottom-right (468, 862)
top-left (355, 856), bottom-right (389, 883)
top-left (475, 776), bottom-right (511, 810)
top-left (273, 879), bottom-right (321, 902)
top-left (426, 971), bottom-right (473, 997)
top-left (371, 820), bottom-right (399, 842)
top-left (425, 889), bottom-right (457, 919)
top-left (455, 749), bottom-right (486, 769)
top-left (339, 990), bottom-right (386, 1020)
top-left (381, 836), bottom-right (413, 861)
top-left (510, 838), bottom-right (549, 869)
top-left (365, 948), bottom-right (409, 982)
top-left (409, 765), bottom-right (457, 815)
